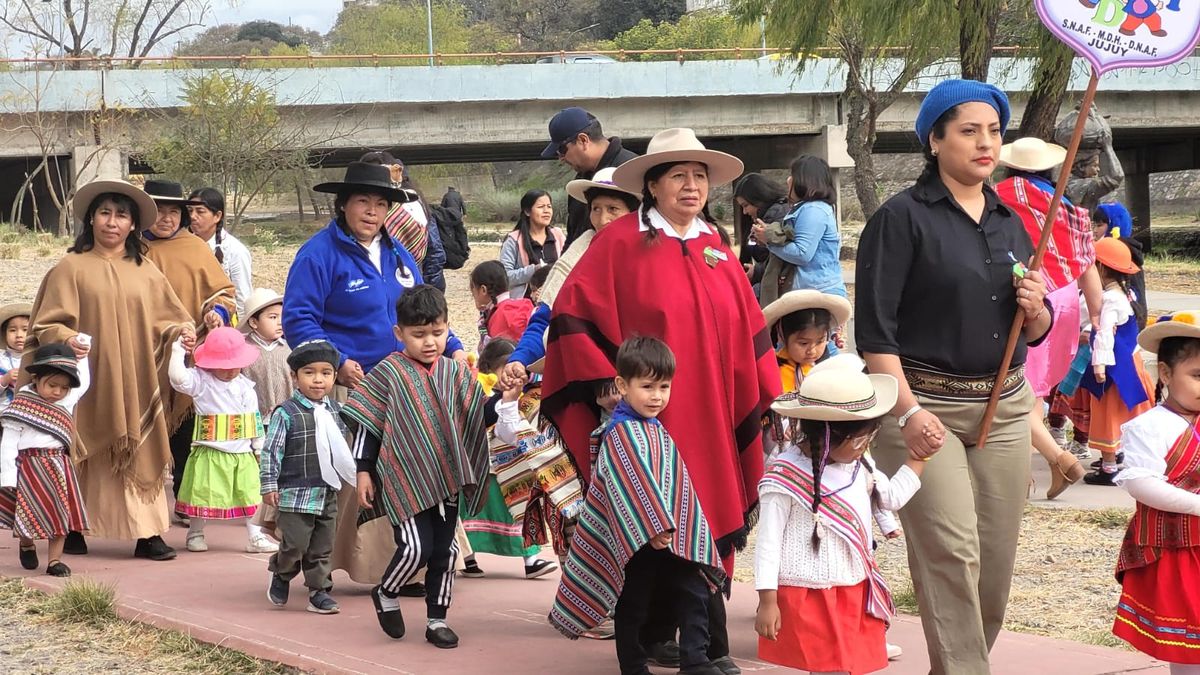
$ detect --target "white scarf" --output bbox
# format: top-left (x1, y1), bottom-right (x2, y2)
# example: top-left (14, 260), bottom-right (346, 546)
top-left (312, 401), bottom-right (357, 489)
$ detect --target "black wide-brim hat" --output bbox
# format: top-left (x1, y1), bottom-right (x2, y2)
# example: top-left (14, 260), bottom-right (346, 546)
top-left (26, 343), bottom-right (81, 388)
top-left (313, 162), bottom-right (418, 204)
top-left (144, 179), bottom-right (204, 207)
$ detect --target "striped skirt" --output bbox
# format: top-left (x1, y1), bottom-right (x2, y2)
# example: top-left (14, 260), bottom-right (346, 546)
top-left (0, 447), bottom-right (89, 540)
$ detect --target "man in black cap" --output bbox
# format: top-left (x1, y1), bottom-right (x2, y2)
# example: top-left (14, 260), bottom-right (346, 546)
top-left (540, 107), bottom-right (638, 248)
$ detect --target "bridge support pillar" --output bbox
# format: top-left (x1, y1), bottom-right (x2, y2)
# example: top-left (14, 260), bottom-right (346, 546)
top-left (1124, 171), bottom-right (1152, 251)
top-left (72, 145), bottom-right (125, 185)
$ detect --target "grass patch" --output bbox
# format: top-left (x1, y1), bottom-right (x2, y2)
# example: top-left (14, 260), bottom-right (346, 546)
top-left (1080, 508), bottom-right (1132, 529)
top-left (891, 582), bottom-right (920, 615)
top-left (36, 245), bottom-right (54, 257)
top-left (1146, 251), bottom-right (1200, 273)
top-left (0, 243), bottom-right (19, 259)
top-left (43, 578), bottom-right (117, 625)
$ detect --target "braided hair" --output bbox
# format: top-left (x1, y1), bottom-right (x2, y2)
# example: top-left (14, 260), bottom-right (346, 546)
top-left (639, 162), bottom-right (730, 246)
top-left (189, 187), bottom-right (226, 263)
top-left (797, 417), bottom-right (883, 550)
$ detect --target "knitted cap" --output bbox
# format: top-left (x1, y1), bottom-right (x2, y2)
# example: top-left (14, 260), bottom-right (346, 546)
top-left (287, 340), bottom-right (341, 372)
top-left (915, 79), bottom-right (1011, 147)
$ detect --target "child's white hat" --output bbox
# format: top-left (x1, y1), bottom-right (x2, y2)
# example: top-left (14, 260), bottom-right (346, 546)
top-left (1138, 311), bottom-right (1200, 354)
top-left (243, 288), bottom-right (284, 321)
top-left (772, 367), bottom-right (897, 421)
top-left (809, 353), bottom-right (865, 375)
top-left (762, 290), bottom-right (851, 331)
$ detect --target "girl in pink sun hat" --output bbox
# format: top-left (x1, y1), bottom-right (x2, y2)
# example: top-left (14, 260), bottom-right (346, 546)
top-left (169, 326), bottom-right (275, 554)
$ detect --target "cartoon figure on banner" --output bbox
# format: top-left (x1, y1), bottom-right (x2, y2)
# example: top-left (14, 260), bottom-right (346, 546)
top-left (1044, 0), bottom-right (1199, 72)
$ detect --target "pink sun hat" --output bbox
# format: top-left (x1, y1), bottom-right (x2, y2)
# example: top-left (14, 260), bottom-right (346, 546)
top-left (194, 326), bottom-right (260, 370)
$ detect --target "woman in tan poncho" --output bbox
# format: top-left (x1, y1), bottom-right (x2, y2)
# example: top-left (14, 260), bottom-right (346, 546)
top-left (140, 180), bottom-right (238, 524)
top-left (25, 180), bottom-right (195, 560)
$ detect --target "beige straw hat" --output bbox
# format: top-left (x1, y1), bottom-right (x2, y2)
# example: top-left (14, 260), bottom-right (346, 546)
top-left (998, 137), bottom-right (1068, 172)
top-left (762, 290), bottom-right (852, 330)
top-left (771, 368), bottom-right (898, 421)
top-left (566, 167), bottom-right (643, 204)
top-left (1138, 311), bottom-right (1200, 354)
top-left (612, 128), bottom-right (744, 192)
top-left (72, 179), bottom-right (158, 232)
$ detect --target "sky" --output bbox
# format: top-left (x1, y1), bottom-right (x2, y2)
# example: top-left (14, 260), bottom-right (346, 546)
top-left (206, 0), bottom-right (342, 34)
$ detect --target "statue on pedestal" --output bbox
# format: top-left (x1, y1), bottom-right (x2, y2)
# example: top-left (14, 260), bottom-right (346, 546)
top-left (1054, 104), bottom-right (1124, 211)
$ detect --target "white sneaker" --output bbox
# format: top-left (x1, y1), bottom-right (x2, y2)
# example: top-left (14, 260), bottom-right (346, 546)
top-left (246, 533), bottom-right (279, 554)
top-left (186, 531), bottom-right (208, 552)
top-left (1068, 440), bottom-right (1092, 460)
top-left (1048, 426), bottom-right (1068, 448)
top-left (887, 643), bottom-right (903, 660)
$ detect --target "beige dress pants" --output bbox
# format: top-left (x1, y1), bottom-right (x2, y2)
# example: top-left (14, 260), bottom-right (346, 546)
top-left (872, 382), bottom-right (1034, 675)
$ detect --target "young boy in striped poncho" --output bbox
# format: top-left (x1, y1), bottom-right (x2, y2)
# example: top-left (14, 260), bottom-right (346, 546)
top-left (550, 336), bottom-right (724, 675)
top-left (344, 285), bottom-right (491, 650)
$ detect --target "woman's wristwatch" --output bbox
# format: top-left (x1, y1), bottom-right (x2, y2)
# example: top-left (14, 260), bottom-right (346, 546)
top-left (897, 405), bottom-right (923, 428)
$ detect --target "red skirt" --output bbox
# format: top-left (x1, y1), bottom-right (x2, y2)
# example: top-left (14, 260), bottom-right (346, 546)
top-left (1114, 547), bottom-right (1200, 664)
top-left (758, 582), bottom-right (888, 674)
top-left (0, 447), bottom-right (89, 540)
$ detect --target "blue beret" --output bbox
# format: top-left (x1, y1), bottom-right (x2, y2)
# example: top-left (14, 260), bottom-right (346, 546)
top-left (915, 79), bottom-right (1011, 147)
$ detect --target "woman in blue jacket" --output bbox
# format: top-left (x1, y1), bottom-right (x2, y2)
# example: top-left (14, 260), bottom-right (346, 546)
top-left (751, 155), bottom-right (847, 298)
top-left (283, 162), bottom-right (465, 389)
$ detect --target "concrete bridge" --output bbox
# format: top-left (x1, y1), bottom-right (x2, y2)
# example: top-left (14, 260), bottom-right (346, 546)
top-left (0, 57), bottom-right (1196, 227)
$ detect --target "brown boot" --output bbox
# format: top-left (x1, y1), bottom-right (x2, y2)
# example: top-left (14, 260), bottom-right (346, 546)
top-left (1047, 452), bottom-right (1086, 500)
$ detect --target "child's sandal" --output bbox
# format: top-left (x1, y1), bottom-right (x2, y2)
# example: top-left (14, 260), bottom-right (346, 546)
top-left (46, 560), bottom-right (71, 577)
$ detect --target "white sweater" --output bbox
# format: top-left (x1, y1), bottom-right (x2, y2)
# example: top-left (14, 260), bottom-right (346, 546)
top-left (1116, 406), bottom-right (1200, 516)
top-left (755, 450), bottom-right (921, 591)
top-left (168, 340), bottom-right (261, 454)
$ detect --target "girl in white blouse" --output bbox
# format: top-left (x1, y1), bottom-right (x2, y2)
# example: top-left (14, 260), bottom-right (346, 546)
top-left (754, 363), bottom-right (933, 675)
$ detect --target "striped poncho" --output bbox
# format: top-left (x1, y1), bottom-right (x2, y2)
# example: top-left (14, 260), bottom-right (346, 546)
top-left (342, 353), bottom-right (490, 526)
top-left (549, 413), bottom-right (721, 637)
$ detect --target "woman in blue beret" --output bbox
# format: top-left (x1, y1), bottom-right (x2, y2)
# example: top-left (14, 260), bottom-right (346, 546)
top-left (854, 80), bottom-right (1053, 675)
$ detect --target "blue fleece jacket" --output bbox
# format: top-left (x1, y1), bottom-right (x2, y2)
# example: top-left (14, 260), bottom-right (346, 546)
top-left (510, 302), bottom-right (551, 366)
top-left (283, 221), bottom-right (463, 374)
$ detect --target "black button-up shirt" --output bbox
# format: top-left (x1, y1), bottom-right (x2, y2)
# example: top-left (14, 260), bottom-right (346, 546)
top-left (855, 173), bottom-right (1040, 377)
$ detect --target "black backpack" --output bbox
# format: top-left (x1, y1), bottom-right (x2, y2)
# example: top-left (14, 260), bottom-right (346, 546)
top-left (430, 204), bottom-right (470, 270)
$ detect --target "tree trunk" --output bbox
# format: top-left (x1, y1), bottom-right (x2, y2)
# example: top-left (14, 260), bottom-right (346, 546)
top-left (1017, 28), bottom-right (1076, 141)
top-left (844, 84), bottom-right (881, 219)
top-left (958, 0), bottom-right (1002, 81)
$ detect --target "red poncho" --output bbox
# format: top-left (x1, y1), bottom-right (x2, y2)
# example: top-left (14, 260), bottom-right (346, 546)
top-left (540, 212), bottom-right (780, 570)
top-left (995, 176), bottom-right (1095, 291)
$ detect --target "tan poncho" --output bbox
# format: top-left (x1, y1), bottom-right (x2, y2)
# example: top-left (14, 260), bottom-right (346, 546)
top-left (24, 249), bottom-right (193, 539)
top-left (144, 229), bottom-right (237, 429)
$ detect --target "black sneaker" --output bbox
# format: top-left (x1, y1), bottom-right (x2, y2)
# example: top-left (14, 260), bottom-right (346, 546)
top-left (396, 581), bottom-right (426, 597)
top-left (46, 561), bottom-right (71, 577)
top-left (711, 656), bottom-right (742, 675)
top-left (524, 559), bottom-right (557, 579)
top-left (19, 545), bottom-right (38, 570)
top-left (1083, 469), bottom-right (1120, 486)
top-left (1090, 452), bottom-right (1124, 470)
top-left (63, 531), bottom-right (87, 555)
top-left (646, 640), bottom-right (681, 668)
top-left (134, 536), bottom-right (177, 561)
top-left (425, 624), bottom-right (459, 649)
top-left (307, 590), bottom-right (340, 614)
top-left (371, 585), bottom-right (406, 639)
top-left (268, 574), bottom-right (289, 606)
top-left (461, 559), bottom-right (485, 578)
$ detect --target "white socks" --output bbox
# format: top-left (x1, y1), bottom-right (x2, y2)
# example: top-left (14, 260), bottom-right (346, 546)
top-left (428, 619), bottom-right (448, 630)
top-left (246, 519), bottom-right (263, 538)
top-left (188, 517), bottom-right (207, 535)
top-left (523, 554), bottom-right (540, 566)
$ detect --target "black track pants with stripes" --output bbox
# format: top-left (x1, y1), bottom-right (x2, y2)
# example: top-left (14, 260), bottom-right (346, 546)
top-left (379, 497), bottom-right (460, 620)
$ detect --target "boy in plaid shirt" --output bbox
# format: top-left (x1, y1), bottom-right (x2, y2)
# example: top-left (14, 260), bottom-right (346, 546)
top-left (261, 340), bottom-right (357, 614)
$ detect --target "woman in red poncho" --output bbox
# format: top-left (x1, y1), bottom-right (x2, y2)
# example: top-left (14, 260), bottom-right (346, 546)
top-left (541, 128), bottom-right (781, 674)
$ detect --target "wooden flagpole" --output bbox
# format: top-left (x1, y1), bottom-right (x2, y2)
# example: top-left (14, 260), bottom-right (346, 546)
top-left (977, 70), bottom-right (1100, 449)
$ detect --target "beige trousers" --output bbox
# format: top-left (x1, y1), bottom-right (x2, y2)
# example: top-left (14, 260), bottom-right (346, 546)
top-left (872, 383), bottom-right (1034, 675)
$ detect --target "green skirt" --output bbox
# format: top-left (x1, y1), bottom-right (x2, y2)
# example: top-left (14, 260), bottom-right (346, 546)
top-left (176, 446), bottom-right (261, 520)
top-left (462, 476), bottom-right (539, 557)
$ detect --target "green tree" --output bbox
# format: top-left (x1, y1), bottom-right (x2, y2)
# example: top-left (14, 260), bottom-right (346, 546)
top-left (605, 11), bottom-right (756, 60)
top-left (175, 21), bottom-right (323, 65)
top-left (958, 0), bottom-right (1003, 81)
top-left (328, 1), bottom-right (475, 62)
top-left (145, 71), bottom-right (337, 226)
top-left (731, 0), bottom-right (956, 218)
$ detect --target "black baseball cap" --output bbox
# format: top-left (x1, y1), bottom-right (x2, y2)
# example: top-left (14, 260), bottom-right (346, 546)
top-left (541, 107), bottom-right (594, 159)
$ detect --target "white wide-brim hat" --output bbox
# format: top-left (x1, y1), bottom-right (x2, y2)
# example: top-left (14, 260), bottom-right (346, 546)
top-left (772, 369), bottom-right (898, 421)
top-left (809, 353), bottom-right (865, 376)
top-left (612, 128), bottom-right (744, 193)
top-left (243, 288), bottom-right (284, 320)
top-left (1138, 312), bottom-right (1200, 354)
top-left (566, 167), bottom-right (643, 204)
top-left (763, 290), bottom-right (852, 331)
top-left (72, 179), bottom-right (158, 233)
top-left (999, 137), bottom-right (1068, 173)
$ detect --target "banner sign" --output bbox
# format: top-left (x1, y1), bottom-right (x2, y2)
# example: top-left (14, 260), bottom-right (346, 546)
top-left (1035, 0), bottom-right (1200, 73)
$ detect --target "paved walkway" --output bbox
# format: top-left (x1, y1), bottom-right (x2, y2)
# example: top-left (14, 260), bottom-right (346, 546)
top-left (1, 523), bottom-right (1164, 674)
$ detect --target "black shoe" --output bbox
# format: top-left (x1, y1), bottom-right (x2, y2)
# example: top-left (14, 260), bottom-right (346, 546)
top-left (371, 585), bottom-right (406, 639)
top-left (306, 590), bottom-right (340, 614)
top-left (396, 581), bottom-right (426, 597)
top-left (524, 558), bottom-right (558, 579)
top-left (46, 561), bottom-right (71, 577)
top-left (646, 640), bottom-right (681, 668)
top-left (678, 664), bottom-right (725, 675)
top-left (1090, 452), bottom-right (1124, 470)
top-left (134, 536), bottom-right (177, 561)
top-left (19, 545), bottom-right (38, 570)
top-left (425, 624), bottom-right (459, 649)
top-left (268, 574), bottom-right (289, 607)
top-left (63, 531), bottom-right (87, 555)
top-left (461, 560), bottom-right (485, 578)
top-left (1083, 469), bottom-right (1120, 486)
top-left (710, 656), bottom-right (742, 675)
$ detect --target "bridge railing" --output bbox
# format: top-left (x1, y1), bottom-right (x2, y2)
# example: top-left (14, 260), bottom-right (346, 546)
top-left (0, 46), bottom-right (1031, 70)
